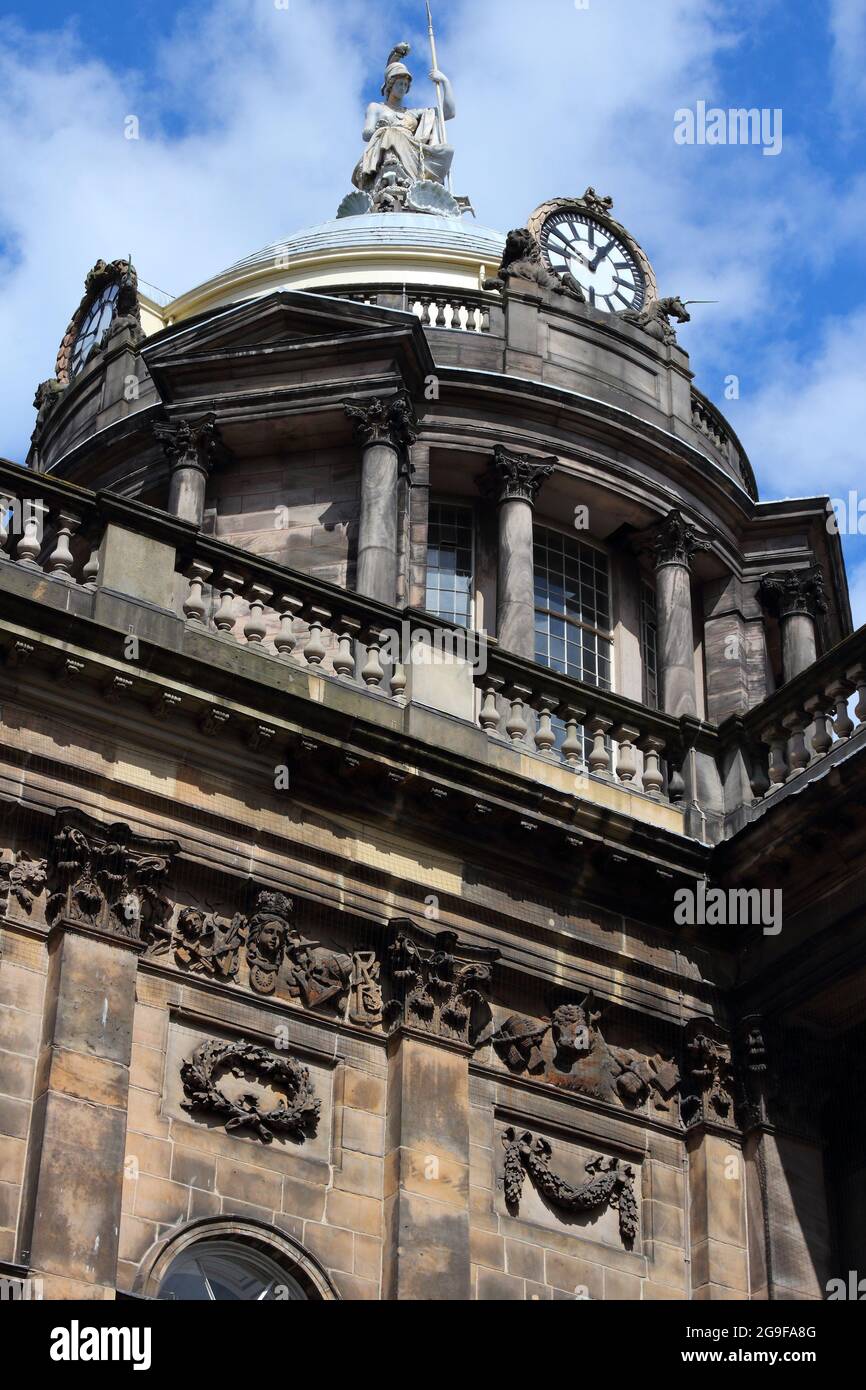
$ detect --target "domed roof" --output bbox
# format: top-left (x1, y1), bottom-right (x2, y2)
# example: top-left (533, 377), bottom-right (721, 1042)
top-left (155, 215), bottom-right (506, 328)
top-left (225, 214), bottom-right (506, 275)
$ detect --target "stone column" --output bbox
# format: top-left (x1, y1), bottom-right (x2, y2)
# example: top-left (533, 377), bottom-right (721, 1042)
top-left (17, 810), bottom-right (179, 1299)
top-left (344, 393), bottom-right (418, 606)
top-left (759, 565), bottom-right (827, 683)
top-left (643, 509), bottom-right (710, 718)
top-left (155, 413), bottom-right (227, 526)
top-left (382, 921), bottom-right (498, 1301)
top-left (478, 446), bottom-right (556, 660)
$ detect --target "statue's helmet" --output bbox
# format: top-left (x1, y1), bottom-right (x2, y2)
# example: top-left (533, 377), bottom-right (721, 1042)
top-left (382, 62), bottom-right (413, 96)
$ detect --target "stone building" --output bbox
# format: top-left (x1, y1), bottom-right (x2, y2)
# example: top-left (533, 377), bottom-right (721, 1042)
top-left (1, 42), bottom-right (865, 1303)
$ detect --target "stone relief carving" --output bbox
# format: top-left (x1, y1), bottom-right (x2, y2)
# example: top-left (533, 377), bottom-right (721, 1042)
top-left (0, 851), bottom-right (47, 915)
top-left (618, 295), bottom-right (691, 346)
top-left (243, 891), bottom-right (292, 996)
top-left (491, 996), bottom-right (680, 1117)
top-left (174, 906), bottom-right (246, 981)
top-left (45, 809), bottom-right (179, 951)
top-left (384, 920), bottom-right (499, 1044)
top-left (502, 1128), bottom-right (639, 1246)
top-left (483, 227), bottom-right (584, 298)
top-left (681, 1017), bottom-right (736, 1129)
top-left (180, 1038), bottom-right (320, 1143)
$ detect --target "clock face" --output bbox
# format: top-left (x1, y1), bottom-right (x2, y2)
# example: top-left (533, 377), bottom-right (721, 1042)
top-left (540, 210), bottom-right (646, 313)
top-left (70, 282), bottom-right (120, 378)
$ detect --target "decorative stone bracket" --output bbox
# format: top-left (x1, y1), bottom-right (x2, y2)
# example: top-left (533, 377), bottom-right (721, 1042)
top-left (501, 1128), bottom-right (639, 1246)
top-left (384, 919), bottom-right (499, 1045)
top-left (45, 808), bottom-right (180, 952)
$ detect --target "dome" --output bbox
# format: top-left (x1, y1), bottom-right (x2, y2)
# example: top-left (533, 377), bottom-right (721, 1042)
top-left (151, 215), bottom-right (507, 329)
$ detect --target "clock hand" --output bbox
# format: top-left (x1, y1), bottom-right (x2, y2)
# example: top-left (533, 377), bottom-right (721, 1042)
top-left (589, 241), bottom-right (613, 273)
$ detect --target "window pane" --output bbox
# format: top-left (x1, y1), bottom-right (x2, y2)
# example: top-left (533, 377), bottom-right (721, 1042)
top-left (426, 503), bottom-right (474, 627)
top-left (533, 526), bottom-right (612, 687)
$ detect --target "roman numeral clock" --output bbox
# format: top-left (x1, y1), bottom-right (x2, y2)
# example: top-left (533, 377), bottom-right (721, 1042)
top-left (528, 194), bottom-right (657, 314)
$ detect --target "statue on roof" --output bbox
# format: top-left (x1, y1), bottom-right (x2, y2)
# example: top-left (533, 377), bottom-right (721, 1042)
top-left (338, 17), bottom-right (471, 219)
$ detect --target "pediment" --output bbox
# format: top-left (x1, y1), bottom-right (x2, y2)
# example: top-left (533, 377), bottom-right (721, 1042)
top-left (141, 290), bottom-right (434, 405)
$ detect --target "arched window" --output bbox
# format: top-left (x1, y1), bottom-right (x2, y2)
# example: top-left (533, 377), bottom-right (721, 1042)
top-left (157, 1239), bottom-right (308, 1301)
top-left (134, 1217), bottom-right (338, 1301)
top-left (533, 527), bottom-right (612, 688)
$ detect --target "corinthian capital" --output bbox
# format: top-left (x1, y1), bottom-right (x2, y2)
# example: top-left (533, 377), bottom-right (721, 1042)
top-left (477, 445), bottom-right (557, 507)
top-left (759, 565), bottom-right (828, 621)
top-left (154, 413), bottom-right (229, 477)
top-left (641, 509), bottom-right (711, 570)
top-left (344, 391), bottom-right (418, 454)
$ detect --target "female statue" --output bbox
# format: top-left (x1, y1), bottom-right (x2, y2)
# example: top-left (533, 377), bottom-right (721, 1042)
top-left (352, 43), bottom-right (456, 197)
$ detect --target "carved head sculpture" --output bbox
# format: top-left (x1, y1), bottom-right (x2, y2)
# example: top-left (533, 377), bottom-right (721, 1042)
top-left (658, 296), bottom-right (691, 325)
top-left (502, 228), bottom-right (540, 270)
top-left (382, 62), bottom-right (413, 100)
top-left (551, 998), bottom-right (600, 1060)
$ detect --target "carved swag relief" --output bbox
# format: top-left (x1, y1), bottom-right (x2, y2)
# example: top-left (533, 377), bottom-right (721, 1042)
top-left (491, 994), bottom-right (680, 1118)
top-left (502, 1128), bottom-right (639, 1247)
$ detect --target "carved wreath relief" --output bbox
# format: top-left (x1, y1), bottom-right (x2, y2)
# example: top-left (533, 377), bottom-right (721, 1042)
top-left (180, 1039), bottom-right (320, 1144)
top-left (502, 1128), bottom-right (639, 1247)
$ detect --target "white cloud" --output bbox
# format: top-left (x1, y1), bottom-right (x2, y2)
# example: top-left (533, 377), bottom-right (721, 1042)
top-left (724, 306), bottom-right (866, 500)
top-left (849, 559), bottom-right (866, 628)
top-left (830, 0), bottom-right (866, 113)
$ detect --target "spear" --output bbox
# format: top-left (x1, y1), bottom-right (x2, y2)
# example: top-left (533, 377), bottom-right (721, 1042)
top-left (425, 0), bottom-right (452, 191)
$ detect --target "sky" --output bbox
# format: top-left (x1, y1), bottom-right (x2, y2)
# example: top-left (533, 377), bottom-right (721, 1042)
top-left (0, 0), bottom-right (864, 620)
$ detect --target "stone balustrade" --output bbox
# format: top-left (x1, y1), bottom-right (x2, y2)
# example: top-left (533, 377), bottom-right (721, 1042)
top-left (410, 293), bottom-right (492, 333)
top-left (731, 627), bottom-right (866, 801)
top-left (690, 387), bottom-right (758, 502)
top-left (0, 464), bottom-right (102, 588)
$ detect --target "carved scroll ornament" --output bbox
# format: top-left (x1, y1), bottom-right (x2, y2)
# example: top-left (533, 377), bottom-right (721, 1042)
top-left (502, 1128), bottom-right (639, 1246)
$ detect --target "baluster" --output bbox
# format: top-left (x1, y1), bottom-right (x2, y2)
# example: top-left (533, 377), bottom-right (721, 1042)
top-left (0, 495), bottom-right (13, 555)
top-left (15, 500), bottom-right (45, 568)
top-left (478, 678), bottom-right (504, 736)
top-left (303, 607), bottom-right (331, 667)
top-left (82, 541), bottom-right (101, 591)
top-left (761, 724), bottom-right (788, 791)
top-left (213, 571), bottom-right (245, 636)
top-left (505, 685), bottom-right (531, 745)
top-left (804, 695), bottom-right (833, 760)
top-left (640, 734), bottom-right (666, 798)
top-left (587, 715), bottom-right (613, 778)
top-left (479, 303), bottom-right (491, 333)
top-left (560, 704), bottom-right (586, 769)
top-left (531, 692), bottom-right (558, 756)
top-left (782, 709), bottom-right (810, 779)
top-left (274, 595), bottom-right (303, 660)
top-left (390, 660), bottom-right (408, 705)
top-left (613, 724), bottom-right (640, 784)
top-left (847, 664), bottom-right (866, 730)
top-left (826, 679), bottom-right (854, 741)
top-left (360, 629), bottom-right (385, 689)
top-left (333, 618), bottom-right (360, 681)
top-left (45, 509), bottom-right (81, 582)
top-left (243, 584), bottom-right (273, 646)
top-left (183, 561), bottom-right (213, 625)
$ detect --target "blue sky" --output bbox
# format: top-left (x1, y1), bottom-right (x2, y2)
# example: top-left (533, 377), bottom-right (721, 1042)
top-left (1, 0), bottom-right (864, 618)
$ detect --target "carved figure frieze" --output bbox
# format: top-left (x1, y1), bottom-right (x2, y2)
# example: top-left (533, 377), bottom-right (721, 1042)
top-left (174, 906), bottom-right (246, 981)
top-left (45, 809), bottom-right (179, 951)
top-left (244, 890), bottom-right (293, 995)
top-left (0, 852), bottom-right (47, 915)
top-left (384, 920), bottom-right (499, 1044)
top-left (180, 1038), bottom-right (320, 1143)
top-left (502, 1128), bottom-right (638, 1246)
top-left (492, 996), bottom-right (681, 1117)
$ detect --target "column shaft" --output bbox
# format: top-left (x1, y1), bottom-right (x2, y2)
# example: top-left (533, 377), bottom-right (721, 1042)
top-left (357, 442), bottom-right (399, 604)
top-left (497, 496), bottom-right (536, 659)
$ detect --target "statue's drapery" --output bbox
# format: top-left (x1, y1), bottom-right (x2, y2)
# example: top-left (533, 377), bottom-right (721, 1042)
top-left (353, 106), bottom-right (454, 191)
